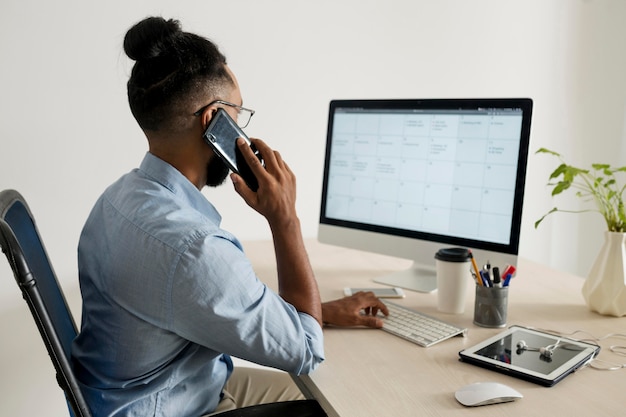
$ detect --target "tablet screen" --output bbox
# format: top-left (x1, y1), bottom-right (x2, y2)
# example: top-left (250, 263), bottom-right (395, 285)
top-left (459, 326), bottom-right (600, 386)
top-left (475, 331), bottom-right (585, 374)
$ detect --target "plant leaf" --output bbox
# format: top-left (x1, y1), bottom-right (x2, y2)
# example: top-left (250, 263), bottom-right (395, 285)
top-left (535, 148), bottom-right (560, 156)
top-left (549, 163), bottom-right (568, 180)
top-left (618, 201), bottom-right (626, 231)
top-left (535, 148), bottom-right (626, 231)
top-left (552, 181), bottom-right (571, 196)
top-left (535, 207), bottom-right (558, 228)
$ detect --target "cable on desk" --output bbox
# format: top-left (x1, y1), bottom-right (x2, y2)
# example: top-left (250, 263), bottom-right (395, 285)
top-left (531, 327), bottom-right (626, 372)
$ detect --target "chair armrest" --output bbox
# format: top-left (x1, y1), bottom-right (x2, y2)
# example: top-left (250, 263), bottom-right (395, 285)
top-left (210, 399), bottom-right (326, 417)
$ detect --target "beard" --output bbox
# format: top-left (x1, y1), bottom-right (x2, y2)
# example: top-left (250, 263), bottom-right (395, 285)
top-left (205, 156), bottom-right (230, 187)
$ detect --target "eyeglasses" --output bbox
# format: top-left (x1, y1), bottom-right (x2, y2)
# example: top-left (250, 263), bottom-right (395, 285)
top-left (193, 100), bottom-right (255, 128)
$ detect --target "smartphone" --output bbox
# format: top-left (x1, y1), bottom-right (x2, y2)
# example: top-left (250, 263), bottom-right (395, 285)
top-left (343, 287), bottom-right (405, 298)
top-left (202, 108), bottom-right (263, 191)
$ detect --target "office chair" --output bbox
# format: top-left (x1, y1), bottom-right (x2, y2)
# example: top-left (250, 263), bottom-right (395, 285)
top-left (0, 189), bottom-right (91, 417)
top-left (0, 189), bottom-right (326, 417)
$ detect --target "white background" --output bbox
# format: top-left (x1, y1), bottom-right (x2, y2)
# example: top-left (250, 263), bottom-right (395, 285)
top-left (2, 0), bottom-right (625, 308)
top-left (0, 0), bottom-right (625, 413)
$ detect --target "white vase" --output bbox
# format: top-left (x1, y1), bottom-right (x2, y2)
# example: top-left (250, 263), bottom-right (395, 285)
top-left (582, 231), bottom-right (626, 317)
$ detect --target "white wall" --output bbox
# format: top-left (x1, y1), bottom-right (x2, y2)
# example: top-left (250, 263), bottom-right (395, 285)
top-left (1, 0), bottom-right (626, 415)
top-left (1, 0), bottom-right (625, 314)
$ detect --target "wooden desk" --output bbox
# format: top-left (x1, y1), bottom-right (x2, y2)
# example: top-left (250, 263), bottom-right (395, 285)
top-left (243, 239), bottom-right (625, 417)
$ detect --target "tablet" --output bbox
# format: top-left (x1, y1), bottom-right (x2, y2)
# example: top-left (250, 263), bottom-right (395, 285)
top-left (458, 325), bottom-right (600, 386)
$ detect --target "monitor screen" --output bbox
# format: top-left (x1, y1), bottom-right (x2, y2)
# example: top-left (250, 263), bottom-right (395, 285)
top-left (318, 98), bottom-right (533, 292)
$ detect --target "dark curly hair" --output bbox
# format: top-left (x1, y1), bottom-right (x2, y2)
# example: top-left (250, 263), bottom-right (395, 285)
top-left (123, 16), bottom-right (233, 132)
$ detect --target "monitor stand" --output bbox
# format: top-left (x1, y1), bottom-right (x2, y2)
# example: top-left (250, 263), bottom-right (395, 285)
top-left (374, 262), bottom-right (437, 293)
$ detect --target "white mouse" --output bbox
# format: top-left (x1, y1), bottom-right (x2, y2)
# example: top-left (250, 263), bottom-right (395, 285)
top-left (455, 382), bottom-right (523, 407)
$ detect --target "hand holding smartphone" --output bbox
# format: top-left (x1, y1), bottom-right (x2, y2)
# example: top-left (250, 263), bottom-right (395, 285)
top-left (202, 108), bottom-right (264, 191)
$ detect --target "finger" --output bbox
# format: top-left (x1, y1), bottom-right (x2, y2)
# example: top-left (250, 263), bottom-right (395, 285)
top-left (283, 160), bottom-right (296, 183)
top-left (247, 138), bottom-right (277, 172)
top-left (368, 306), bottom-right (380, 317)
top-left (254, 143), bottom-right (295, 188)
top-left (231, 172), bottom-right (256, 203)
top-left (376, 300), bottom-right (389, 317)
top-left (271, 149), bottom-right (293, 174)
top-left (364, 305), bottom-right (386, 318)
top-left (237, 138), bottom-right (267, 177)
top-left (356, 315), bottom-right (384, 329)
top-left (358, 292), bottom-right (389, 316)
top-left (272, 148), bottom-right (285, 168)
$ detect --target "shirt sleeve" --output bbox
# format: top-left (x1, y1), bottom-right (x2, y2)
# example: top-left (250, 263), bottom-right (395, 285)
top-left (167, 232), bottom-right (324, 375)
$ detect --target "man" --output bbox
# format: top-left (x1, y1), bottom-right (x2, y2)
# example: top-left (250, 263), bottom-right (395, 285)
top-left (71, 16), bottom-right (387, 417)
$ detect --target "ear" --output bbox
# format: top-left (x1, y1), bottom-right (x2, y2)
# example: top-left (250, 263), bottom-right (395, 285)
top-left (200, 106), bottom-right (219, 130)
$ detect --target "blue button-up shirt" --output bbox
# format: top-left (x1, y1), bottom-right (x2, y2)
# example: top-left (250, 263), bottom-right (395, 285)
top-left (71, 153), bottom-right (324, 417)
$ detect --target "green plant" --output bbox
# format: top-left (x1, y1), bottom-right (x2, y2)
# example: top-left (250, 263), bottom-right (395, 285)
top-left (535, 148), bottom-right (626, 232)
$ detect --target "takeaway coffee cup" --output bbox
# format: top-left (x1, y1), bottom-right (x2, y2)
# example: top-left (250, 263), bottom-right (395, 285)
top-left (435, 247), bottom-right (471, 314)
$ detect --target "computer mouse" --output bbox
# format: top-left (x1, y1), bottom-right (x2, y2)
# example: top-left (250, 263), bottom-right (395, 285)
top-left (455, 382), bottom-right (523, 407)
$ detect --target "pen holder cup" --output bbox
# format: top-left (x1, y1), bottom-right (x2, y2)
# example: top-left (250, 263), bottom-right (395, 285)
top-left (473, 286), bottom-right (508, 328)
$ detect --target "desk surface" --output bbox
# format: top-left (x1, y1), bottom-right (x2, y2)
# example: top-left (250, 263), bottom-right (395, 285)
top-left (243, 239), bottom-right (625, 417)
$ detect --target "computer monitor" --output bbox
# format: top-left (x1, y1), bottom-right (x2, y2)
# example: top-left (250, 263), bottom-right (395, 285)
top-left (318, 98), bottom-right (533, 292)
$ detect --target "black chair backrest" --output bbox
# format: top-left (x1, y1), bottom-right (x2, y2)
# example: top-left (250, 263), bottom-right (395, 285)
top-left (0, 189), bottom-right (91, 417)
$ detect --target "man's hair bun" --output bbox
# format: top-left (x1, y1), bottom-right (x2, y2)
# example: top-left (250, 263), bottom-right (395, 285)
top-left (123, 16), bottom-right (230, 132)
top-left (123, 16), bottom-right (181, 61)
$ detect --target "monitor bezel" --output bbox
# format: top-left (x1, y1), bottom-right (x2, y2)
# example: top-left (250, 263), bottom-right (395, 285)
top-left (318, 98), bottom-right (533, 257)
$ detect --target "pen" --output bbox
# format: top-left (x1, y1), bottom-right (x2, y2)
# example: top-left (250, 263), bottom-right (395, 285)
top-left (469, 250), bottom-right (483, 286)
top-left (480, 270), bottom-right (492, 287)
top-left (482, 264), bottom-right (493, 287)
top-left (492, 266), bottom-right (502, 287)
top-left (503, 273), bottom-right (512, 287)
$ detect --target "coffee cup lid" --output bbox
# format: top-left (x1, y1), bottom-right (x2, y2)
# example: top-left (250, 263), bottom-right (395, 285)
top-left (434, 247), bottom-right (470, 262)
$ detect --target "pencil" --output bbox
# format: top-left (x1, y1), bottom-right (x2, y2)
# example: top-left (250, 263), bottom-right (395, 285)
top-left (469, 250), bottom-right (483, 286)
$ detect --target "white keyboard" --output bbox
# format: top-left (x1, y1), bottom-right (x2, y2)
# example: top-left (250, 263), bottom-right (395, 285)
top-left (382, 302), bottom-right (467, 347)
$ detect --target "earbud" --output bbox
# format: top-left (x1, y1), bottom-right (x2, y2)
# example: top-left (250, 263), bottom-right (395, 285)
top-left (516, 340), bottom-right (555, 358)
top-left (539, 346), bottom-right (554, 358)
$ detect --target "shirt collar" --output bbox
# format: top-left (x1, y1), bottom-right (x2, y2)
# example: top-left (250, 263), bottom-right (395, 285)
top-left (138, 152), bottom-right (222, 222)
